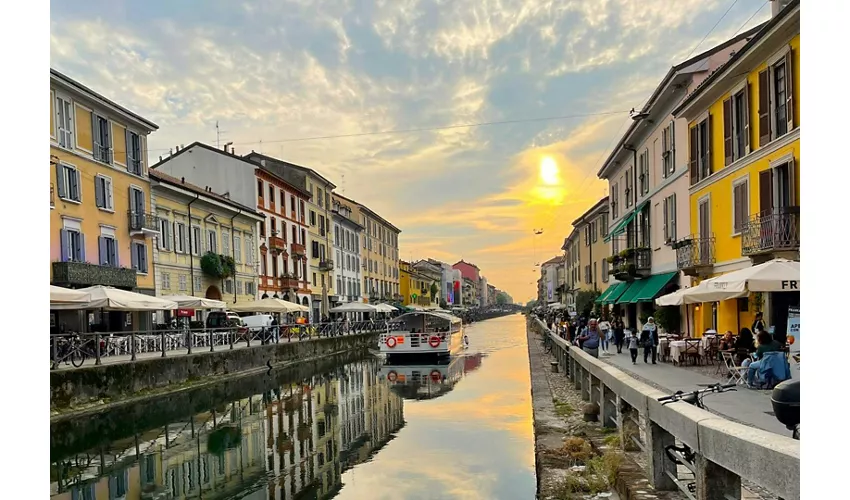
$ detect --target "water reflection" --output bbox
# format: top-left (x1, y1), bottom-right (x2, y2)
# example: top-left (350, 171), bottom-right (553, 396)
top-left (379, 353), bottom-right (485, 400)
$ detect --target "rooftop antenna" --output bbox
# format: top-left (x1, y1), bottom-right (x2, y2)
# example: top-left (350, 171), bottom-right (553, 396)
top-left (341, 173), bottom-right (346, 195)
top-left (215, 121), bottom-right (228, 149)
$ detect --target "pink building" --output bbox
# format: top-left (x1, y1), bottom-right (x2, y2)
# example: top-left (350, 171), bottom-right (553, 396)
top-left (452, 260), bottom-right (480, 285)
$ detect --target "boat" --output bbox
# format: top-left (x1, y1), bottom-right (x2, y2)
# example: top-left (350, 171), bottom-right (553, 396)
top-left (378, 356), bottom-right (465, 400)
top-left (379, 311), bottom-right (464, 359)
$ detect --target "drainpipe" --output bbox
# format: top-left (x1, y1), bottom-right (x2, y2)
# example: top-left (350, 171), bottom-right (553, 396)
top-left (187, 193), bottom-right (200, 296)
top-left (230, 209), bottom-right (242, 304)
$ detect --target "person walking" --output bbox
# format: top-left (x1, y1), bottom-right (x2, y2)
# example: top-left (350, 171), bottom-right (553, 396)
top-left (628, 330), bottom-right (640, 364)
top-left (598, 316), bottom-right (611, 352)
top-left (613, 318), bottom-right (625, 354)
top-left (578, 318), bottom-right (601, 358)
top-left (640, 317), bottom-right (659, 364)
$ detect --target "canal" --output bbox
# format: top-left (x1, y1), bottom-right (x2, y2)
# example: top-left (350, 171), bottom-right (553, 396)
top-left (50, 314), bottom-right (536, 500)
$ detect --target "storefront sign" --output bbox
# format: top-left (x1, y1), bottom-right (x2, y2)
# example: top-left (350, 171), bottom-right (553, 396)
top-left (177, 308), bottom-right (195, 317)
top-left (787, 307), bottom-right (800, 353)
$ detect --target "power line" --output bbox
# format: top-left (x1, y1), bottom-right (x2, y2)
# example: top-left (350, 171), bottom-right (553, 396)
top-left (733, 0), bottom-right (769, 37)
top-left (685, 0), bottom-right (741, 60)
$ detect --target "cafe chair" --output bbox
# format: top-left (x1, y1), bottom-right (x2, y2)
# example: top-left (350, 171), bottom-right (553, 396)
top-left (721, 351), bottom-right (748, 385)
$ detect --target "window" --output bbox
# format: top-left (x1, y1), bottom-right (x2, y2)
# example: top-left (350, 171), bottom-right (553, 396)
top-left (222, 230), bottom-right (230, 256)
top-left (126, 130), bottom-right (142, 175)
top-left (162, 273), bottom-right (171, 290)
top-left (158, 219), bottom-right (172, 251)
top-left (175, 223), bottom-right (187, 253)
top-left (92, 114), bottom-right (112, 163)
top-left (662, 194), bottom-right (677, 243)
top-left (223, 279), bottom-right (233, 294)
top-left (131, 242), bottom-right (148, 273)
top-left (310, 210), bottom-right (316, 226)
top-left (245, 237), bottom-right (253, 265)
top-left (661, 121), bottom-right (676, 178)
top-left (94, 174), bottom-right (113, 211)
top-left (55, 163), bottom-right (81, 202)
top-left (689, 117), bottom-right (712, 185)
top-left (178, 274), bottom-right (187, 292)
top-left (723, 86), bottom-right (750, 166)
top-left (312, 272), bottom-right (317, 287)
top-left (319, 215), bottom-right (325, 236)
top-left (760, 159), bottom-right (797, 216)
top-left (732, 178), bottom-right (749, 235)
top-left (291, 196), bottom-right (296, 214)
top-left (317, 188), bottom-right (324, 208)
top-left (300, 200), bottom-right (306, 220)
top-left (638, 149), bottom-right (649, 195)
top-left (312, 241), bottom-right (320, 258)
top-left (98, 233), bottom-right (118, 266)
top-left (584, 265), bottom-right (591, 284)
top-left (236, 280), bottom-right (243, 295)
top-left (257, 179), bottom-right (264, 200)
top-left (624, 168), bottom-right (633, 207)
top-left (268, 184), bottom-right (275, 204)
top-left (600, 214), bottom-right (608, 236)
top-left (194, 276), bottom-right (202, 292)
top-left (591, 221), bottom-right (598, 243)
top-left (602, 259), bottom-right (609, 283)
top-left (234, 235), bottom-right (242, 262)
top-left (55, 96), bottom-right (74, 148)
top-left (759, 50), bottom-right (794, 146)
top-left (207, 229), bottom-right (217, 253)
top-left (334, 226), bottom-right (340, 246)
top-left (245, 281), bottom-right (255, 296)
top-left (610, 183), bottom-right (619, 218)
top-left (192, 226), bottom-right (201, 255)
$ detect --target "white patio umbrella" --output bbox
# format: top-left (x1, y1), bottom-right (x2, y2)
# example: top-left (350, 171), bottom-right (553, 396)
top-left (50, 285), bottom-right (91, 305)
top-left (374, 303), bottom-right (397, 313)
top-left (230, 298), bottom-right (308, 314)
top-left (330, 302), bottom-right (379, 313)
top-left (50, 285), bottom-right (179, 311)
top-left (160, 295), bottom-right (226, 310)
top-left (699, 258), bottom-right (800, 293)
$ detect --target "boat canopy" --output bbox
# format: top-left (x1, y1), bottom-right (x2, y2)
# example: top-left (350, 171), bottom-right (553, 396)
top-left (392, 311), bottom-right (462, 333)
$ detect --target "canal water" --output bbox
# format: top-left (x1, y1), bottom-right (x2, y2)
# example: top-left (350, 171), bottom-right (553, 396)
top-left (50, 314), bottom-right (536, 500)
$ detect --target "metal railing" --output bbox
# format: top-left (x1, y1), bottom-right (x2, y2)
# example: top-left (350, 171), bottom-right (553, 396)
top-left (127, 211), bottom-right (160, 232)
top-left (608, 247), bottom-right (652, 279)
top-left (530, 317), bottom-right (799, 500)
top-left (675, 235), bottom-right (716, 273)
top-left (741, 207), bottom-right (800, 256)
top-left (50, 320), bottom-right (392, 370)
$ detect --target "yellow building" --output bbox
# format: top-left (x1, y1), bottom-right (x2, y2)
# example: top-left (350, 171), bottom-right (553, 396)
top-left (399, 261), bottom-right (431, 306)
top-left (150, 170), bottom-right (264, 311)
top-left (344, 197), bottom-right (401, 303)
top-left (672, 0), bottom-right (799, 335)
top-left (561, 228), bottom-right (580, 313)
top-left (50, 69), bottom-right (159, 316)
top-left (571, 197), bottom-right (611, 294)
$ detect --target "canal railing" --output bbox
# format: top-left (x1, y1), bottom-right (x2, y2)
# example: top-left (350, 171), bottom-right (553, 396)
top-left (50, 320), bottom-right (399, 369)
top-left (530, 318), bottom-right (799, 500)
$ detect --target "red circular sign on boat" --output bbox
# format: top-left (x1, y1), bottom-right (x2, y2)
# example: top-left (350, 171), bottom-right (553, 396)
top-left (387, 371), bottom-right (398, 382)
top-left (386, 336), bottom-right (397, 348)
top-left (429, 336), bottom-right (441, 348)
top-left (430, 370), bottom-right (442, 383)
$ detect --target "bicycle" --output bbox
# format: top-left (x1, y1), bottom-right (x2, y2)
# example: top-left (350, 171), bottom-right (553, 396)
top-left (52, 334), bottom-right (98, 369)
top-left (542, 332), bottom-right (553, 354)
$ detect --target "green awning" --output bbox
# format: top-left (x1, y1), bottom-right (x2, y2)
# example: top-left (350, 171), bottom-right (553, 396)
top-left (616, 280), bottom-right (648, 304)
top-left (630, 272), bottom-right (678, 303)
top-left (604, 200), bottom-right (650, 242)
top-left (598, 282), bottom-right (628, 304)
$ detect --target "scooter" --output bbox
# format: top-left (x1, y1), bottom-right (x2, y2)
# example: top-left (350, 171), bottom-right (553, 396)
top-left (770, 379), bottom-right (800, 440)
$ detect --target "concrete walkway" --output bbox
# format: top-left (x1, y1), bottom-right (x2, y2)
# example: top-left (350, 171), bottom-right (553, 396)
top-left (597, 349), bottom-right (790, 436)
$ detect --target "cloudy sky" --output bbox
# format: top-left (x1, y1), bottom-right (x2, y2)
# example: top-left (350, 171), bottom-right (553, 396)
top-left (51, 0), bottom-right (769, 302)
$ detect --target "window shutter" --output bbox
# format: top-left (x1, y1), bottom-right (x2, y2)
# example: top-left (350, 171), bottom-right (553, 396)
top-left (95, 178), bottom-right (104, 208)
top-left (79, 233), bottom-right (86, 262)
top-left (125, 128), bottom-right (133, 172)
top-left (670, 120), bottom-right (676, 174)
top-left (106, 179), bottom-right (113, 209)
top-left (98, 236), bottom-right (106, 264)
top-left (661, 127), bottom-right (668, 178)
top-left (141, 245), bottom-right (148, 272)
top-left (111, 238), bottom-right (119, 267)
top-left (784, 51), bottom-right (794, 133)
top-left (671, 194), bottom-right (677, 240)
top-left (707, 115), bottom-right (714, 177)
top-left (759, 169), bottom-right (774, 216)
top-left (787, 158), bottom-right (797, 207)
top-left (758, 70), bottom-right (771, 147)
top-left (689, 125), bottom-right (698, 185)
top-left (185, 228), bottom-right (190, 254)
top-left (662, 198), bottom-right (668, 241)
top-left (105, 122), bottom-right (113, 164)
top-left (55, 164), bottom-right (67, 199)
top-left (69, 170), bottom-right (80, 201)
top-left (172, 222), bottom-right (177, 251)
top-left (60, 229), bottom-right (69, 262)
top-left (131, 244), bottom-right (139, 269)
top-left (743, 83), bottom-right (751, 155)
top-left (91, 113), bottom-right (101, 160)
top-left (723, 98), bottom-right (733, 166)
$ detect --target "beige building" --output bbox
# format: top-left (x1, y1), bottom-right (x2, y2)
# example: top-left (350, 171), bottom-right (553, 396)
top-left (561, 228), bottom-right (580, 312)
top-left (571, 197), bottom-right (610, 294)
top-left (340, 196), bottom-right (401, 303)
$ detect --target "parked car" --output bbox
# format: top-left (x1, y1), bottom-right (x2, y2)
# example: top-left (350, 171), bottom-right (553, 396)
top-left (206, 311), bottom-right (248, 340)
top-left (241, 314), bottom-right (275, 333)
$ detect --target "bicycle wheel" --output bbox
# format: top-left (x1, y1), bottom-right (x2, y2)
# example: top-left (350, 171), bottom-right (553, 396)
top-left (70, 350), bottom-right (85, 368)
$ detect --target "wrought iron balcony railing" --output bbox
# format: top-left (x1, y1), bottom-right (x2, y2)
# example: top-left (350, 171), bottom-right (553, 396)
top-left (741, 207), bottom-right (800, 256)
top-left (319, 260), bottom-right (334, 272)
top-left (674, 235), bottom-right (716, 276)
top-left (607, 247), bottom-right (652, 281)
top-left (128, 211), bottom-right (161, 234)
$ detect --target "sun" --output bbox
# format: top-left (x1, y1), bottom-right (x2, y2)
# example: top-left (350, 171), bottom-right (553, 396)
top-left (539, 156), bottom-right (560, 186)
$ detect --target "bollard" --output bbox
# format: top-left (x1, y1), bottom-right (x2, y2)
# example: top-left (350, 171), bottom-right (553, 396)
top-left (550, 361), bottom-right (559, 373)
top-left (209, 329), bottom-right (214, 352)
top-left (187, 330), bottom-right (193, 355)
top-left (51, 336), bottom-right (58, 370)
top-left (96, 333), bottom-right (103, 365)
top-left (161, 331), bottom-right (167, 357)
top-left (229, 331), bottom-right (234, 350)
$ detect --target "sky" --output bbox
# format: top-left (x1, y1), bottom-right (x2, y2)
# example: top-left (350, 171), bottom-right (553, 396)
top-left (50, 0), bottom-right (770, 302)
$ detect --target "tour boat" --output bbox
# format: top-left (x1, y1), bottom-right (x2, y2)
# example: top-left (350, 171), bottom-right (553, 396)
top-left (379, 311), bottom-right (464, 359)
top-left (378, 356), bottom-right (465, 400)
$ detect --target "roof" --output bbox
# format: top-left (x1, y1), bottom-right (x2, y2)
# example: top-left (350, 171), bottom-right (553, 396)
top-left (596, 24), bottom-right (764, 179)
top-left (453, 260), bottom-right (480, 270)
top-left (571, 197), bottom-right (609, 227)
top-left (358, 204), bottom-right (401, 234)
top-left (150, 142), bottom-right (312, 199)
top-left (542, 255), bottom-right (565, 266)
top-left (242, 151), bottom-right (337, 189)
top-left (673, 0), bottom-right (799, 117)
top-left (149, 169), bottom-right (264, 219)
top-left (50, 68), bottom-right (159, 131)
top-left (561, 228), bottom-right (579, 250)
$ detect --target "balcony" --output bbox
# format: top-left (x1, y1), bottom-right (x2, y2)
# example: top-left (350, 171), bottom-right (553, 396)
top-left (741, 207), bottom-right (800, 260)
top-left (280, 274), bottom-right (301, 290)
top-left (674, 235), bottom-right (716, 277)
top-left (319, 260), bottom-right (334, 272)
top-left (128, 211), bottom-right (161, 236)
top-left (290, 242), bottom-right (306, 258)
top-left (52, 261), bottom-right (137, 289)
top-left (608, 247), bottom-right (651, 281)
top-left (268, 236), bottom-right (287, 254)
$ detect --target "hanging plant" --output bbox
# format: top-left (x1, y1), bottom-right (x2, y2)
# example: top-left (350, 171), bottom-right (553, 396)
top-left (220, 255), bottom-right (236, 279)
top-left (200, 252), bottom-right (225, 278)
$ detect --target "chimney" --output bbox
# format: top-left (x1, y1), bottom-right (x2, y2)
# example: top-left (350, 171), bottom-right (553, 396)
top-left (181, 177), bottom-right (185, 184)
top-left (770, 0), bottom-right (790, 17)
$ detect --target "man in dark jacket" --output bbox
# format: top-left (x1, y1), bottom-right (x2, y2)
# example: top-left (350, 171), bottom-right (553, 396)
top-left (639, 317), bottom-right (659, 364)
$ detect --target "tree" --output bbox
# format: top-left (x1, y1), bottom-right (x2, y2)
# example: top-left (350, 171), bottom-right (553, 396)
top-left (575, 290), bottom-right (600, 318)
top-left (496, 292), bottom-right (510, 305)
top-left (430, 282), bottom-right (439, 303)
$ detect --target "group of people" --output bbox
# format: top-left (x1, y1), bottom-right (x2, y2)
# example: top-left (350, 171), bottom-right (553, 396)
top-left (539, 311), bottom-right (661, 363)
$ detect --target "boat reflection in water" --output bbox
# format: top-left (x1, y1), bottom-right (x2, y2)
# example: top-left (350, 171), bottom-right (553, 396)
top-left (378, 352), bottom-right (485, 401)
top-left (49, 358), bottom-right (404, 500)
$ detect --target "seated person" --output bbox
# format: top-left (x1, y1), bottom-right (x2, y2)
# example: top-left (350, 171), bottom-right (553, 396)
top-left (746, 332), bottom-right (783, 387)
top-left (719, 331), bottom-right (735, 351)
top-left (734, 327), bottom-right (756, 364)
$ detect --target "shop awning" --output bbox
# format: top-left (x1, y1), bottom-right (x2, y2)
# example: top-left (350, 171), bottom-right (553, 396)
top-left (604, 200), bottom-right (647, 242)
top-left (616, 280), bottom-right (648, 304)
top-left (597, 282), bottom-right (628, 304)
top-left (631, 272), bottom-right (678, 303)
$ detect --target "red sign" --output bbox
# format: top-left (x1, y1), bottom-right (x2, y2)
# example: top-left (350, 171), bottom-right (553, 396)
top-left (176, 308), bottom-right (195, 317)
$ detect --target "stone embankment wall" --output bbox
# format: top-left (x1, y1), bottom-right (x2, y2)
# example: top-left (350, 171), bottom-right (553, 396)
top-left (51, 332), bottom-right (378, 409)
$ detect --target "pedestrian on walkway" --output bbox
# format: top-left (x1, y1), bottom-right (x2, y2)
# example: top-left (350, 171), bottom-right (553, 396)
top-left (578, 318), bottom-right (601, 358)
top-left (628, 330), bottom-right (639, 364)
top-left (613, 318), bottom-right (625, 353)
top-left (640, 317), bottom-right (659, 364)
top-left (598, 316), bottom-right (611, 352)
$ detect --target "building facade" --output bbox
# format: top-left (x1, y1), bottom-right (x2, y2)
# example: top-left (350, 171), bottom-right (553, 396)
top-left (151, 143), bottom-right (314, 314)
top-left (50, 69), bottom-right (159, 328)
top-left (350, 202), bottom-right (401, 303)
top-left (561, 228), bottom-right (580, 313)
top-left (540, 256), bottom-right (564, 305)
top-left (571, 197), bottom-right (611, 295)
top-left (673, 0), bottom-right (799, 336)
top-left (412, 260), bottom-right (442, 305)
top-left (331, 196), bottom-right (364, 305)
top-left (399, 260), bottom-right (432, 306)
top-left (150, 170), bottom-right (263, 313)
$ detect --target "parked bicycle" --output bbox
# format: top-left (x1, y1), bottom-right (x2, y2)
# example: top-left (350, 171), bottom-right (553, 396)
top-left (656, 383), bottom-right (737, 494)
top-left (51, 334), bottom-right (102, 369)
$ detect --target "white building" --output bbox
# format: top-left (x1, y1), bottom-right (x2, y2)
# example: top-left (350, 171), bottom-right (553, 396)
top-left (331, 197), bottom-right (364, 305)
top-left (479, 276), bottom-right (489, 307)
